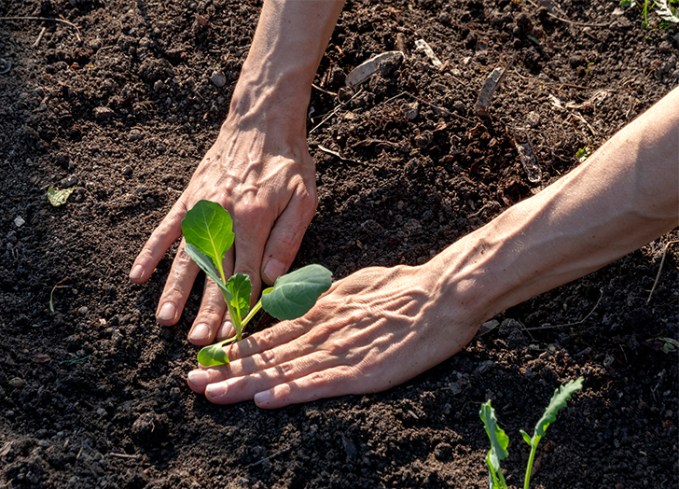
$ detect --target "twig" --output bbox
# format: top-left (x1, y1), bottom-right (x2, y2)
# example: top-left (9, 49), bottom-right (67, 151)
top-left (49, 276), bottom-right (70, 313)
top-left (524, 1), bottom-right (611, 28)
top-left (383, 91), bottom-right (472, 124)
top-left (32, 27), bottom-right (46, 48)
top-left (109, 452), bottom-right (141, 460)
top-left (244, 447), bottom-right (291, 468)
top-left (312, 83), bottom-right (338, 97)
top-left (526, 288), bottom-right (604, 331)
top-left (0, 16), bottom-right (82, 42)
top-left (647, 239), bottom-right (679, 304)
top-left (543, 11), bottom-right (611, 28)
top-left (308, 88), bottom-right (364, 134)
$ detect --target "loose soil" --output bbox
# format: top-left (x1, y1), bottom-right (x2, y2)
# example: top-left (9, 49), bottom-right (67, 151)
top-left (1, 1), bottom-right (677, 488)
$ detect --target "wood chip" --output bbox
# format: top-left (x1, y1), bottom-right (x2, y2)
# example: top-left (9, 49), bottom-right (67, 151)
top-left (474, 67), bottom-right (505, 116)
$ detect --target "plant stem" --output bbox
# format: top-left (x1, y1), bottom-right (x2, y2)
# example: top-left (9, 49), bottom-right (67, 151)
top-left (218, 334), bottom-right (239, 347)
top-left (237, 299), bottom-right (264, 339)
top-left (523, 439), bottom-right (539, 489)
top-left (220, 288), bottom-right (242, 339)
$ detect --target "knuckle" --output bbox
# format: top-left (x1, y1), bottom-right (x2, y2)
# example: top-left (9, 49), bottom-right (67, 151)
top-left (256, 349), bottom-right (276, 366)
top-left (175, 247), bottom-right (195, 266)
top-left (235, 200), bottom-right (270, 221)
top-left (275, 361), bottom-right (295, 377)
top-left (196, 304), bottom-right (223, 321)
top-left (163, 283), bottom-right (187, 301)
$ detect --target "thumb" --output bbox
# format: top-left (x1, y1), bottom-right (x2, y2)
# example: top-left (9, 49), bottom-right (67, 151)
top-left (261, 188), bottom-right (317, 284)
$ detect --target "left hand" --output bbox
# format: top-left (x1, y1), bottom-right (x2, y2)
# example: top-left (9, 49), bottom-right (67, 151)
top-left (185, 263), bottom-right (482, 408)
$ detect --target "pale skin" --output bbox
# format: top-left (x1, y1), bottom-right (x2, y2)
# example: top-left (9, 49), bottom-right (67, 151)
top-left (129, 0), bottom-right (345, 344)
top-left (130, 1), bottom-right (679, 408)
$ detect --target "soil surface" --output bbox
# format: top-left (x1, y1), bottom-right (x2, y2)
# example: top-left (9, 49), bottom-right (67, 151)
top-left (1, 1), bottom-right (678, 488)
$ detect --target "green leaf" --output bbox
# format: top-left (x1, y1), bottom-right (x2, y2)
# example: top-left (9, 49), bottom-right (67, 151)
top-left (181, 200), bottom-right (234, 274)
top-left (197, 343), bottom-right (230, 367)
top-left (520, 429), bottom-right (532, 446)
top-left (479, 400), bottom-right (509, 489)
top-left (183, 244), bottom-right (229, 296)
top-left (47, 186), bottom-right (75, 207)
top-left (226, 273), bottom-right (251, 323)
top-left (534, 377), bottom-right (584, 438)
top-left (261, 264), bottom-right (332, 320)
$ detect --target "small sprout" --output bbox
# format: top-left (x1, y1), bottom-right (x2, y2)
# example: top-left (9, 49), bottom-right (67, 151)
top-left (479, 377), bottom-right (584, 489)
top-left (48, 277), bottom-right (69, 313)
top-left (181, 200), bottom-right (332, 366)
top-left (479, 401), bottom-right (509, 488)
top-left (575, 147), bottom-right (590, 162)
top-left (47, 186), bottom-right (75, 207)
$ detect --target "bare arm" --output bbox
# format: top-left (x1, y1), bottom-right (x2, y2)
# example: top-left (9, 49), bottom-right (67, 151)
top-left (440, 85), bottom-right (679, 318)
top-left (186, 85), bottom-right (678, 408)
top-left (130, 0), bottom-right (344, 345)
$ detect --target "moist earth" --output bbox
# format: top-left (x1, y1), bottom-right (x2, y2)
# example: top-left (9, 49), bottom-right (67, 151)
top-left (1, 1), bottom-right (678, 488)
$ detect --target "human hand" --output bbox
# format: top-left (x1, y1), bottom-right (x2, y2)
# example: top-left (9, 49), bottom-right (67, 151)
top-left (129, 118), bottom-right (317, 346)
top-left (185, 264), bottom-right (483, 408)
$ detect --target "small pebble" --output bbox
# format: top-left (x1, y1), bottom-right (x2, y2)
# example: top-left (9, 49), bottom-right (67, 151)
top-left (526, 111), bottom-right (540, 127)
top-left (9, 377), bottom-right (25, 388)
top-left (14, 216), bottom-right (25, 227)
top-left (78, 306), bottom-right (89, 315)
top-left (210, 70), bottom-right (227, 88)
top-left (127, 129), bottom-right (143, 142)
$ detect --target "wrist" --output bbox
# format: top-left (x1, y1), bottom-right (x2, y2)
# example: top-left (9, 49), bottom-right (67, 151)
top-left (223, 65), bottom-right (312, 143)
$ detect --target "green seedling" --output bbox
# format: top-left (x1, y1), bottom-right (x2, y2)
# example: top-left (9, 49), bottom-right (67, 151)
top-left (619, 0), bottom-right (679, 26)
top-left (181, 200), bottom-right (332, 366)
top-left (480, 377), bottom-right (584, 489)
top-left (575, 146), bottom-right (590, 162)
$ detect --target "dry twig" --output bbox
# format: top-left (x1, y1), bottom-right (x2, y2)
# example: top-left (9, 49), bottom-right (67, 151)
top-left (526, 289), bottom-right (604, 331)
top-left (646, 239), bottom-right (679, 304)
top-left (0, 16), bottom-right (82, 41)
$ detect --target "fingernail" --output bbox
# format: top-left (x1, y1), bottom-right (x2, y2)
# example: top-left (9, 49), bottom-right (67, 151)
top-left (217, 320), bottom-right (233, 339)
top-left (187, 370), bottom-right (210, 389)
top-left (205, 382), bottom-right (228, 400)
top-left (157, 302), bottom-right (176, 322)
top-left (189, 323), bottom-right (211, 342)
top-left (129, 264), bottom-right (144, 281)
top-left (263, 258), bottom-right (286, 283)
top-left (254, 390), bottom-right (273, 405)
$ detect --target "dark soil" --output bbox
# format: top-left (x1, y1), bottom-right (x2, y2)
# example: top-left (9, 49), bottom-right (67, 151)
top-left (1, 1), bottom-right (677, 488)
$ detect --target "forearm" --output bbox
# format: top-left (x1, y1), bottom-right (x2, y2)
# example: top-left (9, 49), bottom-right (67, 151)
top-left (227, 0), bottom-right (345, 136)
top-left (433, 86), bottom-right (679, 319)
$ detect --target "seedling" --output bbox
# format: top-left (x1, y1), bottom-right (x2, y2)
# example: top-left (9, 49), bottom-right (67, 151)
top-left (181, 200), bottom-right (332, 367)
top-left (480, 377), bottom-right (584, 489)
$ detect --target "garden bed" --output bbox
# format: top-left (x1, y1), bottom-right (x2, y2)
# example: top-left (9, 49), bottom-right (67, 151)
top-left (1, 1), bottom-right (677, 487)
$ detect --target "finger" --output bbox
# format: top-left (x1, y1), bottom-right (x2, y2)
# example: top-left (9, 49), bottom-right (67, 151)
top-left (261, 186), bottom-right (317, 285)
top-left (202, 350), bottom-right (343, 404)
top-left (188, 277), bottom-right (228, 345)
top-left (185, 319), bottom-right (313, 393)
top-left (232, 201), bottom-right (275, 302)
top-left (254, 368), bottom-right (360, 409)
top-left (216, 319), bottom-right (235, 340)
top-left (156, 239), bottom-right (200, 326)
top-left (225, 318), bottom-right (313, 361)
top-left (130, 199), bottom-right (187, 283)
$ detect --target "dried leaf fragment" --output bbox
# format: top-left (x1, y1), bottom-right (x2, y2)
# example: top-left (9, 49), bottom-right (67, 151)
top-left (48, 186), bottom-right (75, 207)
top-left (345, 51), bottom-right (404, 87)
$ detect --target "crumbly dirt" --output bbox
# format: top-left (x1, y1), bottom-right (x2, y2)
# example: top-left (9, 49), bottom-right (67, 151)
top-left (1, 1), bottom-right (677, 488)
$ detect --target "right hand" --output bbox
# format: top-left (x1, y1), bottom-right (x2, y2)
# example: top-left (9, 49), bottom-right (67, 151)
top-left (129, 116), bottom-right (317, 345)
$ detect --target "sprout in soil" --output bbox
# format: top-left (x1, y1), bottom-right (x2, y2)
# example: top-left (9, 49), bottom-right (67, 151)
top-left (479, 377), bottom-right (584, 489)
top-left (181, 200), bottom-right (332, 366)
